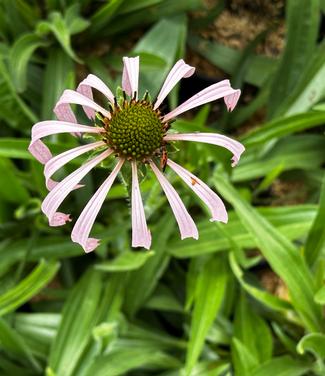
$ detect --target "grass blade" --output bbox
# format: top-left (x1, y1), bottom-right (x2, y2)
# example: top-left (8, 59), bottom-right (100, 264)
top-left (305, 174), bottom-right (325, 266)
top-left (268, 0), bottom-right (320, 117)
top-left (9, 33), bottom-right (47, 92)
top-left (213, 171), bottom-right (323, 332)
top-left (185, 255), bottom-right (227, 375)
top-left (48, 268), bottom-right (103, 376)
top-left (0, 260), bottom-right (59, 317)
top-left (242, 111), bottom-right (325, 148)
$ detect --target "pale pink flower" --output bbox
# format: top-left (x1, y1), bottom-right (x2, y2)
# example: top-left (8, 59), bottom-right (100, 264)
top-left (29, 57), bottom-right (244, 252)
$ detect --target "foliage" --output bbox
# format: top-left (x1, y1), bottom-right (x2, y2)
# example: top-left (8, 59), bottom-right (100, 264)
top-left (0, 0), bottom-right (324, 375)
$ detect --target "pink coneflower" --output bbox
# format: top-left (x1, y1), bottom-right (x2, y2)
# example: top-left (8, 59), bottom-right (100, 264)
top-left (29, 57), bottom-right (244, 252)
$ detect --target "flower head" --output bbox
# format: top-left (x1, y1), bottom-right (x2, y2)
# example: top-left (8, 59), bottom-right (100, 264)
top-left (29, 56), bottom-right (245, 252)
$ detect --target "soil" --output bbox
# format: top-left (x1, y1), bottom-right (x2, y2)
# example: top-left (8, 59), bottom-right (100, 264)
top-left (259, 269), bottom-right (290, 301)
top-left (188, 0), bottom-right (285, 77)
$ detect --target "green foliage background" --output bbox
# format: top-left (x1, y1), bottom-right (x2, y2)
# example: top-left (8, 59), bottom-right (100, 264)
top-left (0, 0), bottom-right (325, 375)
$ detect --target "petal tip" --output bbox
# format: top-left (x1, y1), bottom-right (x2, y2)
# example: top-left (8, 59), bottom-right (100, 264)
top-left (49, 212), bottom-right (72, 227)
top-left (209, 215), bottom-right (228, 224)
top-left (180, 231), bottom-right (199, 241)
top-left (132, 229), bottom-right (152, 250)
top-left (84, 238), bottom-right (100, 253)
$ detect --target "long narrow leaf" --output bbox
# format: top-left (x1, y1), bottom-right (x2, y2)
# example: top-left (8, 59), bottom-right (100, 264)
top-left (213, 171), bottom-right (323, 332)
top-left (185, 255), bottom-right (227, 374)
top-left (0, 260), bottom-right (59, 316)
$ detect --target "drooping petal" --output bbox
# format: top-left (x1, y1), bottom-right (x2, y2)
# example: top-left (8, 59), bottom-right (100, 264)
top-left (163, 80), bottom-right (241, 121)
top-left (54, 96), bottom-right (77, 123)
top-left (71, 158), bottom-right (124, 252)
top-left (122, 56), bottom-right (139, 98)
top-left (131, 161), bottom-right (151, 249)
top-left (77, 74), bottom-right (115, 119)
top-left (167, 159), bottom-right (227, 223)
top-left (149, 160), bottom-right (198, 240)
top-left (54, 89), bottom-right (111, 122)
top-left (164, 133), bottom-right (245, 167)
top-left (30, 120), bottom-right (104, 145)
top-left (154, 59), bottom-right (195, 110)
top-left (41, 149), bottom-right (113, 225)
top-left (50, 212), bottom-right (72, 226)
top-left (44, 141), bottom-right (106, 190)
top-left (28, 139), bottom-right (53, 164)
top-left (224, 90), bottom-right (241, 112)
top-left (46, 179), bottom-right (60, 191)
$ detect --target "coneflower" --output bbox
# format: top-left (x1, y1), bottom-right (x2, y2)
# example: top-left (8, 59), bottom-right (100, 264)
top-left (29, 57), bottom-right (245, 252)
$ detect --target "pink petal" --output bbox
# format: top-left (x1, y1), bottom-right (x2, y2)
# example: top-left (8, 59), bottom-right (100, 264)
top-left (154, 59), bottom-right (195, 110)
top-left (54, 89), bottom-right (111, 121)
top-left (163, 80), bottom-right (241, 121)
top-left (46, 178), bottom-right (59, 191)
top-left (149, 160), bottom-right (198, 240)
top-left (164, 133), bottom-right (245, 167)
top-left (45, 179), bottom-right (83, 192)
top-left (41, 149), bottom-right (113, 225)
top-left (50, 212), bottom-right (72, 226)
top-left (30, 120), bottom-right (104, 144)
top-left (167, 159), bottom-right (228, 223)
top-left (71, 158), bottom-right (124, 252)
top-left (224, 90), bottom-right (241, 112)
top-left (122, 56), bottom-right (139, 98)
top-left (54, 98), bottom-right (77, 123)
top-left (77, 74), bottom-right (115, 119)
top-left (44, 141), bottom-right (106, 190)
top-left (131, 161), bottom-right (151, 249)
top-left (28, 139), bottom-right (53, 164)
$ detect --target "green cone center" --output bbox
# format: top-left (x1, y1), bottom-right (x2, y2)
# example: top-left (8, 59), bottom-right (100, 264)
top-left (106, 101), bottom-right (164, 160)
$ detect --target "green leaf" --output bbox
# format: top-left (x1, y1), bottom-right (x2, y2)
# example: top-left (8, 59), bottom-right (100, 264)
top-left (0, 57), bottom-right (38, 126)
top-left (85, 348), bottom-right (180, 376)
top-left (0, 138), bottom-right (77, 160)
top-left (251, 356), bottom-right (312, 376)
top-left (280, 42), bottom-right (325, 116)
top-left (232, 338), bottom-right (259, 376)
top-left (229, 252), bottom-right (292, 312)
top-left (0, 260), bottom-right (59, 317)
top-left (297, 333), bottom-right (325, 359)
top-left (90, 0), bottom-right (125, 35)
top-left (145, 284), bottom-right (184, 313)
top-left (0, 0), bottom-right (30, 37)
top-left (185, 255), bottom-right (227, 375)
top-left (242, 111), bottom-right (325, 148)
top-left (305, 174), bottom-right (325, 266)
top-left (234, 293), bottom-right (273, 365)
top-left (36, 8), bottom-right (87, 63)
top-left (64, 4), bottom-right (90, 35)
top-left (14, 312), bottom-right (60, 353)
top-left (94, 250), bottom-right (154, 272)
top-left (0, 158), bottom-right (29, 204)
top-left (169, 205), bottom-right (317, 258)
top-left (0, 318), bottom-right (42, 372)
top-left (188, 35), bottom-right (276, 87)
top-left (48, 268), bottom-right (103, 376)
top-left (268, 0), bottom-right (320, 117)
top-left (41, 48), bottom-right (75, 119)
top-left (101, 0), bottom-right (202, 36)
top-left (213, 171), bottom-right (323, 332)
top-left (119, 0), bottom-right (164, 14)
top-left (134, 15), bottom-right (187, 97)
top-left (189, 360), bottom-right (230, 376)
top-left (9, 33), bottom-right (48, 92)
top-left (233, 135), bottom-right (325, 182)
top-left (314, 285), bottom-right (325, 304)
top-left (0, 237), bottom-right (82, 277)
top-left (124, 213), bottom-right (174, 316)
top-left (272, 323), bottom-right (298, 355)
